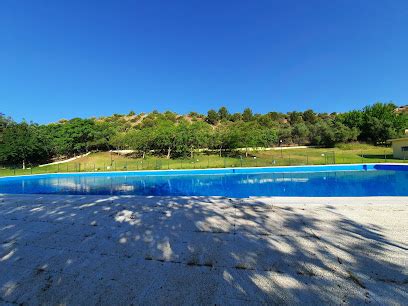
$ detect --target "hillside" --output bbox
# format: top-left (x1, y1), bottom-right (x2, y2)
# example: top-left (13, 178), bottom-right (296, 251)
top-left (94, 111), bottom-right (206, 128)
top-left (1, 102), bottom-right (407, 169)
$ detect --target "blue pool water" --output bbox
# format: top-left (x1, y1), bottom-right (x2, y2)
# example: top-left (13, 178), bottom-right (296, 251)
top-left (0, 164), bottom-right (407, 197)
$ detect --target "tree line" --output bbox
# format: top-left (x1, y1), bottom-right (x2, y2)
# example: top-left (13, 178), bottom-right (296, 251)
top-left (0, 102), bottom-right (407, 168)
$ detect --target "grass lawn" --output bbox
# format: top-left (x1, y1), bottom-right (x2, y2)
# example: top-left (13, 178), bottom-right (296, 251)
top-left (0, 144), bottom-right (406, 177)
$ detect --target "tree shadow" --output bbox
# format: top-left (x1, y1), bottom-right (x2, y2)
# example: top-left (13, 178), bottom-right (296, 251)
top-left (0, 194), bottom-right (407, 304)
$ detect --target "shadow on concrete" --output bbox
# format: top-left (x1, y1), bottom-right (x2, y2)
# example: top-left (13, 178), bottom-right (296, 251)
top-left (0, 194), bottom-right (407, 304)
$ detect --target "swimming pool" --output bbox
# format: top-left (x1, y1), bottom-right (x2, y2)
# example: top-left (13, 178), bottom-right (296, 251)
top-left (0, 164), bottom-right (407, 197)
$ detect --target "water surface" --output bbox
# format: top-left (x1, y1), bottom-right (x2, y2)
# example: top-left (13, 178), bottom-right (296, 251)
top-left (1, 166), bottom-right (407, 197)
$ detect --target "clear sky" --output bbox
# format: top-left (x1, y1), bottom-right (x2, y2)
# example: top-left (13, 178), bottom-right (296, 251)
top-left (1, 0), bottom-right (407, 123)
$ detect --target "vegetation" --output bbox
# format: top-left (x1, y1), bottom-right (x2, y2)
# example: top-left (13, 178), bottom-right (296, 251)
top-left (0, 102), bottom-right (407, 169)
top-left (1, 144), bottom-right (406, 177)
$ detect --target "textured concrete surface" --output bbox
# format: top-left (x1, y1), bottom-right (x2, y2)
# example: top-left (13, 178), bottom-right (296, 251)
top-left (0, 194), bottom-right (407, 305)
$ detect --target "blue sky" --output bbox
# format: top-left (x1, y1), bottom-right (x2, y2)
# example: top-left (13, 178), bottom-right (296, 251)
top-left (1, 0), bottom-right (407, 123)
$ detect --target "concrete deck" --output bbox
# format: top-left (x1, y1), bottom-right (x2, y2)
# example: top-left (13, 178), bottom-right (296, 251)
top-left (0, 194), bottom-right (407, 305)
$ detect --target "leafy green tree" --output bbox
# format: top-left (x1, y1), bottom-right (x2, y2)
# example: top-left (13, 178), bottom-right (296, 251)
top-left (309, 120), bottom-right (358, 147)
top-left (124, 128), bottom-right (154, 158)
top-left (110, 132), bottom-right (128, 150)
top-left (230, 113), bottom-right (242, 122)
top-left (309, 121), bottom-right (334, 146)
top-left (266, 112), bottom-right (284, 122)
top-left (206, 109), bottom-right (218, 125)
top-left (338, 110), bottom-right (363, 129)
top-left (291, 123), bottom-right (310, 144)
top-left (277, 125), bottom-right (293, 144)
top-left (302, 109), bottom-right (317, 124)
top-left (50, 118), bottom-right (97, 156)
top-left (288, 111), bottom-right (303, 124)
top-left (0, 122), bottom-right (51, 168)
top-left (242, 108), bottom-right (253, 122)
top-left (152, 120), bottom-right (178, 159)
top-left (333, 121), bottom-right (359, 144)
top-left (163, 111), bottom-right (178, 122)
top-left (140, 116), bottom-right (156, 128)
top-left (233, 122), bottom-right (277, 156)
top-left (257, 115), bottom-right (276, 128)
top-left (0, 113), bottom-right (13, 143)
top-left (184, 121), bottom-right (211, 158)
top-left (89, 121), bottom-right (119, 151)
top-left (209, 124), bottom-right (236, 157)
top-left (218, 106), bottom-right (230, 121)
top-left (361, 102), bottom-right (407, 143)
top-left (259, 127), bottom-right (278, 148)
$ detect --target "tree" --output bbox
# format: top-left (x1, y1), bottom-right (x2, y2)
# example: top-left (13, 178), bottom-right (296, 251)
top-left (206, 109), bottom-right (218, 125)
top-left (309, 120), bottom-right (358, 147)
top-left (309, 121), bottom-right (335, 146)
top-left (242, 108), bottom-right (253, 122)
top-left (266, 112), bottom-right (283, 122)
top-left (333, 121), bottom-right (359, 144)
top-left (291, 123), bottom-right (310, 144)
top-left (338, 110), bottom-right (363, 130)
top-left (184, 121), bottom-right (211, 158)
top-left (209, 124), bottom-right (236, 157)
top-left (110, 132), bottom-right (128, 150)
top-left (230, 113), bottom-right (242, 122)
top-left (218, 106), bottom-right (230, 121)
top-left (163, 111), bottom-right (178, 122)
top-left (257, 115), bottom-right (276, 128)
top-left (124, 129), bottom-right (154, 158)
top-left (302, 109), bottom-right (317, 124)
top-left (233, 122), bottom-right (277, 157)
top-left (89, 121), bottom-right (118, 151)
top-left (0, 122), bottom-right (51, 168)
top-left (360, 102), bottom-right (407, 143)
top-left (288, 111), bottom-right (303, 124)
top-left (141, 117), bottom-right (156, 128)
top-left (0, 113), bottom-right (13, 143)
top-left (152, 120), bottom-right (178, 159)
top-left (277, 125), bottom-right (293, 145)
top-left (49, 118), bottom-right (97, 157)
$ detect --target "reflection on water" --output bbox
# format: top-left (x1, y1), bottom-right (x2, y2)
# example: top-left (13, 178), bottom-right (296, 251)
top-left (0, 170), bottom-right (407, 197)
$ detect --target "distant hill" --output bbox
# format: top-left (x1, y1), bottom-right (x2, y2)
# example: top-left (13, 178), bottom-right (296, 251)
top-left (57, 112), bottom-right (207, 127)
top-left (55, 104), bottom-right (408, 125)
top-left (2, 102), bottom-right (407, 168)
top-left (93, 112), bottom-right (206, 127)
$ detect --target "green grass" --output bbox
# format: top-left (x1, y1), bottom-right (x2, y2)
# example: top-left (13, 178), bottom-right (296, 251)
top-left (1, 144), bottom-right (407, 177)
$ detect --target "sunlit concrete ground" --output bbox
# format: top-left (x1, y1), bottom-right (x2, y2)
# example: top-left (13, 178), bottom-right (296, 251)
top-left (1, 194), bottom-right (407, 305)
